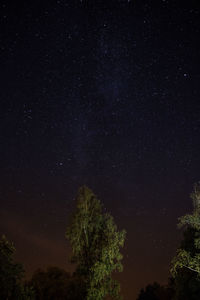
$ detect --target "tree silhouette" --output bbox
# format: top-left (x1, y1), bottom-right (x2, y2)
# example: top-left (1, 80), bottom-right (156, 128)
top-left (28, 266), bottom-right (72, 299)
top-left (0, 235), bottom-right (30, 299)
top-left (136, 282), bottom-right (173, 300)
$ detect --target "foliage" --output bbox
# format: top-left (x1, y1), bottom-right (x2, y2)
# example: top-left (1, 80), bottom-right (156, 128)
top-left (0, 235), bottom-right (25, 299)
top-left (66, 185), bottom-right (126, 300)
top-left (136, 282), bottom-right (173, 300)
top-left (28, 266), bottom-right (73, 299)
top-left (171, 182), bottom-right (200, 277)
top-left (169, 227), bottom-right (200, 299)
top-left (170, 182), bottom-right (200, 299)
top-left (170, 268), bottom-right (200, 300)
top-left (20, 285), bottom-right (35, 300)
top-left (67, 273), bottom-right (88, 300)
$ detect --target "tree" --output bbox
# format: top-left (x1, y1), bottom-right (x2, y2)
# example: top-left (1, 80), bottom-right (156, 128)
top-left (170, 182), bottom-right (200, 299)
top-left (171, 182), bottom-right (200, 276)
top-left (66, 186), bottom-right (126, 300)
top-left (136, 282), bottom-right (173, 300)
top-left (28, 266), bottom-right (72, 300)
top-left (0, 235), bottom-right (24, 299)
top-left (19, 285), bottom-right (35, 300)
top-left (0, 235), bottom-right (35, 300)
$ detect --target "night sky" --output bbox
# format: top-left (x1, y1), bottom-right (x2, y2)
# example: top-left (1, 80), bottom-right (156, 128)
top-left (0, 0), bottom-right (200, 299)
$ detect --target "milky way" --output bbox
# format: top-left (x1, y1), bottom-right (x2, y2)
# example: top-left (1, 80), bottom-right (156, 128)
top-left (0, 1), bottom-right (200, 298)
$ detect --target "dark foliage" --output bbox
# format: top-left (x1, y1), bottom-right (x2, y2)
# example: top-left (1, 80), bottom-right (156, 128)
top-left (0, 235), bottom-right (25, 299)
top-left (136, 282), bottom-right (173, 300)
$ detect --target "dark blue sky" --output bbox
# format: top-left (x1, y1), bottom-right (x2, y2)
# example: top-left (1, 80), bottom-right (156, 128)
top-left (0, 1), bottom-right (200, 298)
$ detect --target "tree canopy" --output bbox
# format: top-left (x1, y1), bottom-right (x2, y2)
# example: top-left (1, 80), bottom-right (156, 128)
top-left (136, 282), bottom-right (173, 300)
top-left (169, 183), bottom-right (200, 299)
top-left (0, 235), bottom-right (34, 299)
top-left (66, 185), bottom-right (126, 300)
top-left (28, 266), bottom-right (73, 299)
top-left (171, 182), bottom-right (200, 277)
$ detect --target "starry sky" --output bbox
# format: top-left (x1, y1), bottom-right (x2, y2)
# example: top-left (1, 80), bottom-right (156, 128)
top-left (0, 0), bottom-right (200, 299)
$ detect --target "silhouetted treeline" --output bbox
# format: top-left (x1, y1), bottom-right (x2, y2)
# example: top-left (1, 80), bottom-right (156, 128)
top-left (0, 235), bottom-right (34, 299)
top-left (0, 235), bottom-right (85, 299)
top-left (26, 267), bottom-right (85, 300)
top-left (136, 281), bottom-right (173, 300)
top-left (0, 186), bottom-right (126, 299)
top-left (1, 184), bottom-right (200, 299)
top-left (137, 269), bottom-right (200, 300)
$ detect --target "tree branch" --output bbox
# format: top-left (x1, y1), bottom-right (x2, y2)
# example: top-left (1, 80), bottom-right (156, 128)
top-left (182, 264), bottom-right (200, 274)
